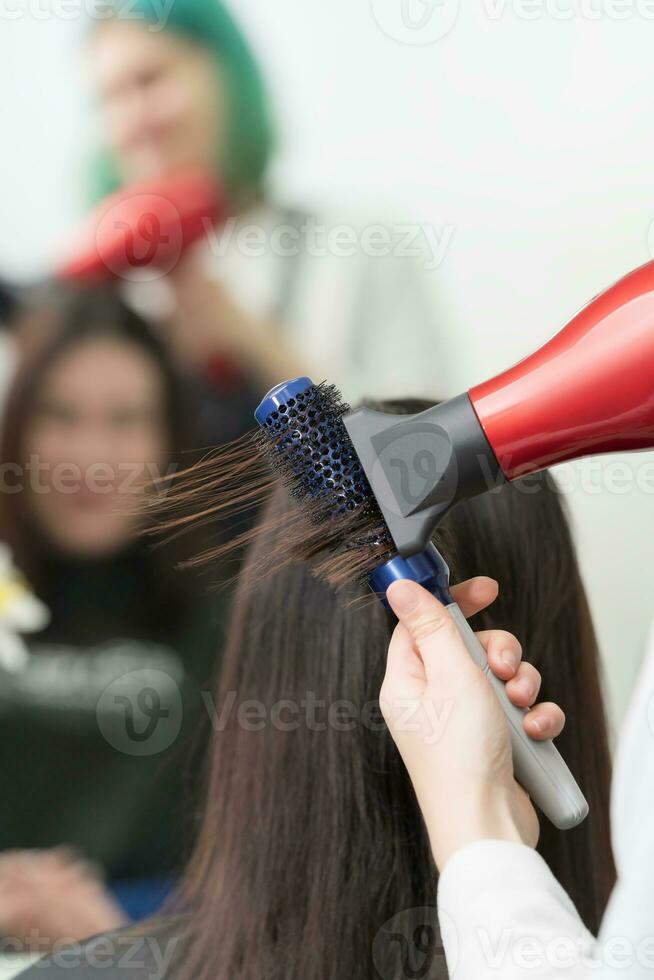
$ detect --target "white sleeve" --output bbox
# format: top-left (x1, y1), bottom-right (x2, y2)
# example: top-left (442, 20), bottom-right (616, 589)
top-left (596, 618), bottom-right (654, 979)
top-left (436, 622), bottom-right (654, 980)
top-left (436, 840), bottom-right (596, 979)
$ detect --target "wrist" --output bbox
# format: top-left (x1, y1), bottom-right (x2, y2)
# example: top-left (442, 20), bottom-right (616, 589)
top-left (421, 784), bottom-right (525, 871)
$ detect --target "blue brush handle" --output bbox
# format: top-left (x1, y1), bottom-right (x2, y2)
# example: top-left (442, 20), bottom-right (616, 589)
top-left (369, 545), bottom-right (588, 830)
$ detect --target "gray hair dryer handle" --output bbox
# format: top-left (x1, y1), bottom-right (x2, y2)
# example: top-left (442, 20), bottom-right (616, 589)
top-left (447, 603), bottom-right (589, 830)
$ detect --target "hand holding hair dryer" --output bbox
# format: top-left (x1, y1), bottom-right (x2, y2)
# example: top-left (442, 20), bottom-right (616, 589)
top-left (255, 260), bottom-right (654, 831)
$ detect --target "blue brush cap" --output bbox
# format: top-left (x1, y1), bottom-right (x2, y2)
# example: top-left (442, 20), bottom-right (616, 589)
top-left (369, 543), bottom-right (453, 609)
top-left (255, 377), bottom-right (315, 425)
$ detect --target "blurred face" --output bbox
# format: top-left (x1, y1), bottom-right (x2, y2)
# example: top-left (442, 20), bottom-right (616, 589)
top-left (24, 337), bottom-right (168, 559)
top-left (89, 21), bottom-right (224, 182)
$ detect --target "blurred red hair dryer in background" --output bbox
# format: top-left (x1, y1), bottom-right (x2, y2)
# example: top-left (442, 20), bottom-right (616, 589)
top-left (55, 170), bottom-right (225, 282)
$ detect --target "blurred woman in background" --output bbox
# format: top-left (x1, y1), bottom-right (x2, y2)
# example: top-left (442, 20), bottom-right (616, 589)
top-left (83, 0), bottom-right (444, 406)
top-left (0, 288), bottom-right (224, 943)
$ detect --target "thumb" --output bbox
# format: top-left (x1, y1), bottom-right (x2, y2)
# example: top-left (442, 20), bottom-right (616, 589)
top-left (386, 580), bottom-right (478, 686)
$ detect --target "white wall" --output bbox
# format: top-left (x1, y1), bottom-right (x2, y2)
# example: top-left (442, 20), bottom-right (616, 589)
top-left (1, 0), bottom-right (653, 728)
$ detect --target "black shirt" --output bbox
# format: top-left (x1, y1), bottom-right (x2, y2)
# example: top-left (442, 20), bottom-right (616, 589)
top-left (0, 547), bottom-right (224, 885)
top-left (15, 917), bottom-right (188, 980)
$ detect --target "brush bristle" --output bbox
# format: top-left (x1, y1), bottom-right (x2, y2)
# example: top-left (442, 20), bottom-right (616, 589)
top-left (148, 381), bottom-right (396, 590)
top-left (255, 381), bottom-right (394, 578)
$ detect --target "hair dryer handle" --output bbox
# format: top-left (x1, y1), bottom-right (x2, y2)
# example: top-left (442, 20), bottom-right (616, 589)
top-left (447, 603), bottom-right (589, 830)
top-left (469, 261), bottom-right (654, 479)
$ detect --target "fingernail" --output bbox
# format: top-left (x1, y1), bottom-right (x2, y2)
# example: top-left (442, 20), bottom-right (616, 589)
top-left (530, 716), bottom-right (547, 734)
top-left (387, 581), bottom-right (420, 616)
top-left (501, 650), bottom-right (518, 673)
top-left (517, 677), bottom-right (534, 700)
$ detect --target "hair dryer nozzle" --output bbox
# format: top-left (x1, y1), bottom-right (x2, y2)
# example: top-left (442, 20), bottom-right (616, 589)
top-left (343, 394), bottom-right (501, 556)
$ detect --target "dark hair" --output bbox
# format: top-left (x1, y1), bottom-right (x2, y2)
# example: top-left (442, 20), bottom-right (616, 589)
top-left (0, 285), bottom-right (199, 641)
top-left (173, 400), bottom-right (615, 980)
top-left (0, 278), bottom-right (19, 322)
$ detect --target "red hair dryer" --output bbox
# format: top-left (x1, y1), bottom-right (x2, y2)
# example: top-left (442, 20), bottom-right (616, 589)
top-left (347, 259), bottom-right (654, 558)
top-left (55, 170), bottom-right (225, 282)
top-left (470, 260), bottom-right (654, 479)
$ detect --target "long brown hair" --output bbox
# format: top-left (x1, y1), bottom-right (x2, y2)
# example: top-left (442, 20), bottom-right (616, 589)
top-left (169, 400), bottom-right (615, 980)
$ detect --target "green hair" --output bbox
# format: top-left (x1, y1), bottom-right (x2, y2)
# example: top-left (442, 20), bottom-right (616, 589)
top-left (86, 0), bottom-right (275, 207)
